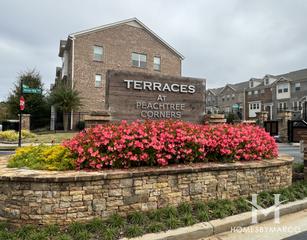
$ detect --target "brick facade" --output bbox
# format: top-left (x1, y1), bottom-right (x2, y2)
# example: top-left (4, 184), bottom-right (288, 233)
top-left (57, 19), bottom-right (182, 114)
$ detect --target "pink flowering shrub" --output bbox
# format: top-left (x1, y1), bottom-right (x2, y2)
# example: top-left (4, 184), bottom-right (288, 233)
top-left (63, 120), bottom-right (278, 170)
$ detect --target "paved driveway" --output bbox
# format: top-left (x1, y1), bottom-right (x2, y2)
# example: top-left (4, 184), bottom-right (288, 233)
top-left (278, 143), bottom-right (303, 163)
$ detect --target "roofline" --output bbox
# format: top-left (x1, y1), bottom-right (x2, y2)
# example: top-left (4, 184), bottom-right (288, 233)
top-left (68, 17), bottom-right (184, 60)
top-left (219, 84), bottom-right (236, 94)
top-left (207, 89), bottom-right (217, 96)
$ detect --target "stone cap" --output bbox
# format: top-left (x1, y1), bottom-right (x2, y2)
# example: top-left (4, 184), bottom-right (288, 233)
top-left (0, 154), bottom-right (293, 183)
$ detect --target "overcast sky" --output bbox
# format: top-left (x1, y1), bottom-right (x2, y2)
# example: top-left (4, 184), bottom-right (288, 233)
top-left (1, 0), bottom-right (307, 100)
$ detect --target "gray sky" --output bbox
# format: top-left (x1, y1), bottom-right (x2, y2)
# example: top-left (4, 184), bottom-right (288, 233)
top-left (1, 0), bottom-right (307, 100)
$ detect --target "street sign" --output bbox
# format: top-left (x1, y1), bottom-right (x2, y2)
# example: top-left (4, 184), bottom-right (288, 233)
top-left (20, 96), bottom-right (25, 111)
top-left (23, 88), bottom-right (42, 94)
top-left (232, 103), bottom-right (240, 110)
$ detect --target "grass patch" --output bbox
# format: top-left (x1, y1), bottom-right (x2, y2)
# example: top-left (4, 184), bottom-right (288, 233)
top-left (0, 181), bottom-right (307, 239)
top-left (23, 132), bottom-right (77, 144)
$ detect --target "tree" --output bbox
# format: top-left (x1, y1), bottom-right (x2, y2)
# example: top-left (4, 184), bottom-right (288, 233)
top-left (0, 101), bottom-right (9, 122)
top-left (49, 83), bottom-right (81, 131)
top-left (7, 70), bottom-right (50, 129)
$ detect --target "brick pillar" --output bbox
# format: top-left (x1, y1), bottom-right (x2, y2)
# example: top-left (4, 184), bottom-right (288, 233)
top-left (256, 111), bottom-right (268, 127)
top-left (204, 114), bottom-right (226, 124)
top-left (18, 114), bottom-right (31, 131)
top-left (277, 110), bottom-right (292, 143)
top-left (302, 135), bottom-right (307, 180)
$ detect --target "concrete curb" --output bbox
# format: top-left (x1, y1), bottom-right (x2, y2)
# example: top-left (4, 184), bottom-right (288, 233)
top-left (122, 197), bottom-right (307, 240)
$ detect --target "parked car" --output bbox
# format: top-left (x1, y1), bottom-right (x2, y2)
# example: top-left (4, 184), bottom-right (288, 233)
top-left (273, 135), bottom-right (282, 143)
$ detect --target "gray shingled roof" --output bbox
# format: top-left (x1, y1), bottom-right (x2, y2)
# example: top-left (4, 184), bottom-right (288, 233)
top-left (276, 68), bottom-right (307, 81)
top-left (229, 81), bottom-right (249, 91)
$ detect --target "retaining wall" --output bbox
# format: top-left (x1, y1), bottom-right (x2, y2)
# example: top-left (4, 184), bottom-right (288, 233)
top-left (0, 155), bottom-right (293, 225)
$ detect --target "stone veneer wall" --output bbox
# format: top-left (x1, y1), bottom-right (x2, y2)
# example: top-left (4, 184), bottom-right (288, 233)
top-left (0, 156), bottom-right (292, 225)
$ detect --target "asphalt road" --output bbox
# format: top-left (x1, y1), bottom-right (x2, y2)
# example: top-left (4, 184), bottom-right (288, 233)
top-left (0, 151), bottom-right (14, 155)
top-left (277, 143), bottom-right (303, 163)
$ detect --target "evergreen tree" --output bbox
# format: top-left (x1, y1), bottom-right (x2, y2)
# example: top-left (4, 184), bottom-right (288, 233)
top-left (7, 70), bottom-right (50, 129)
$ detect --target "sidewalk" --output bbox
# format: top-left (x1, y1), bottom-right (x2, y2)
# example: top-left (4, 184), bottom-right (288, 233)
top-left (200, 209), bottom-right (307, 240)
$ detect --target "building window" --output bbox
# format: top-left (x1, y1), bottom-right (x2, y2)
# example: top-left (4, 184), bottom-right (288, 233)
top-left (153, 56), bottom-right (161, 71)
top-left (132, 53), bottom-right (147, 68)
top-left (226, 95), bottom-right (230, 101)
top-left (232, 94), bottom-right (235, 100)
top-left (93, 46), bottom-right (103, 61)
top-left (295, 82), bottom-right (301, 91)
top-left (279, 102), bottom-right (287, 110)
top-left (265, 79), bottom-right (269, 85)
top-left (248, 91), bottom-right (252, 95)
top-left (260, 89), bottom-right (265, 94)
top-left (254, 90), bottom-right (258, 95)
top-left (250, 81), bottom-right (254, 88)
top-left (277, 83), bottom-right (289, 93)
top-left (95, 74), bottom-right (102, 87)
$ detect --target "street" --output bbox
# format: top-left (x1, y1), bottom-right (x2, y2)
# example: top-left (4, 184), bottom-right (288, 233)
top-left (278, 143), bottom-right (303, 163)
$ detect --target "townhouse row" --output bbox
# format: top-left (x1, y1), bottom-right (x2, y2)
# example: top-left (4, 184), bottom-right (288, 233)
top-left (206, 68), bottom-right (307, 121)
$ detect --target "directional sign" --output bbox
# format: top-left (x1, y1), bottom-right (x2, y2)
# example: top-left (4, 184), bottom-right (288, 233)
top-left (23, 88), bottom-right (42, 94)
top-left (20, 96), bottom-right (25, 111)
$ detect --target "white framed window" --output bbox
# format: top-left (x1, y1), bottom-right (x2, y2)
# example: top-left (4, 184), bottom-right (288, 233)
top-left (95, 74), bottom-right (102, 87)
top-left (260, 89), bottom-right (265, 94)
top-left (279, 102), bottom-right (287, 110)
top-left (153, 56), bottom-right (161, 71)
top-left (265, 78), bottom-right (269, 85)
top-left (248, 91), bottom-right (252, 95)
top-left (232, 94), bottom-right (235, 99)
top-left (295, 82), bottom-right (301, 91)
top-left (132, 53), bottom-right (147, 68)
top-left (250, 81), bottom-right (254, 88)
top-left (93, 46), bottom-right (103, 61)
top-left (254, 90), bottom-right (258, 95)
top-left (277, 83), bottom-right (288, 93)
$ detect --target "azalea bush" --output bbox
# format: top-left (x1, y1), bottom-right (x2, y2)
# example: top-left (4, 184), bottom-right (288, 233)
top-left (63, 120), bottom-right (278, 170)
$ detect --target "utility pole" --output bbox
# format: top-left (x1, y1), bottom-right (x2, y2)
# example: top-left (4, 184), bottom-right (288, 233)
top-left (18, 79), bottom-right (23, 147)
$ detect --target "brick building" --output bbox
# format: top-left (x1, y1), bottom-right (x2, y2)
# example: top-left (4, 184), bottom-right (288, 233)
top-left (52, 18), bottom-right (186, 129)
top-left (245, 69), bottom-right (307, 120)
top-left (207, 68), bottom-right (307, 122)
top-left (206, 81), bottom-right (248, 120)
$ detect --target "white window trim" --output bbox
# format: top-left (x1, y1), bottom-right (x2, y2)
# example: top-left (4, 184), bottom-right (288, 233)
top-left (95, 74), bottom-right (102, 88)
top-left (132, 52), bottom-right (147, 68)
top-left (153, 56), bottom-right (161, 71)
top-left (93, 46), bottom-right (103, 61)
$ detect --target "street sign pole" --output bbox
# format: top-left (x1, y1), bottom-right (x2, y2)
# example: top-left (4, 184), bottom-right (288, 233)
top-left (18, 79), bottom-right (23, 147)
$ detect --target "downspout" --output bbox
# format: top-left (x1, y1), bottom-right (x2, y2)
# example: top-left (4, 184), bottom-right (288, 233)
top-left (70, 36), bottom-right (75, 130)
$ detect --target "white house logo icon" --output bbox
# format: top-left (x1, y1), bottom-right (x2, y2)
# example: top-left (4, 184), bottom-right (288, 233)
top-left (246, 194), bottom-right (287, 224)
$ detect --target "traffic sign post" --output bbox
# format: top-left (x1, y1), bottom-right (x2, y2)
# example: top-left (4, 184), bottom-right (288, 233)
top-left (18, 80), bottom-right (24, 147)
top-left (18, 83), bottom-right (42, 147)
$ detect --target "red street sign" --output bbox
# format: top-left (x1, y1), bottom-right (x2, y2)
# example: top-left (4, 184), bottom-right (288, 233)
top-left (20, 96), bottom-right (25, 111)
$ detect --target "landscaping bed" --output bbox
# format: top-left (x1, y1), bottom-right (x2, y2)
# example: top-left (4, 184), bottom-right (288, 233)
top-left (0, 180), bottom-right (306, 240)
top-left (7, 120), bottom-right (278, 171)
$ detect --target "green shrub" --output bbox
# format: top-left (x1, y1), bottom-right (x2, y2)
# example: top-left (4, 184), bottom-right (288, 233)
top-left (0, 130), bottom-right (36, 141)
top-left (77, 121), bottom-right (85, 131)
top-left (8, 145), bottom-right (75, 170)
